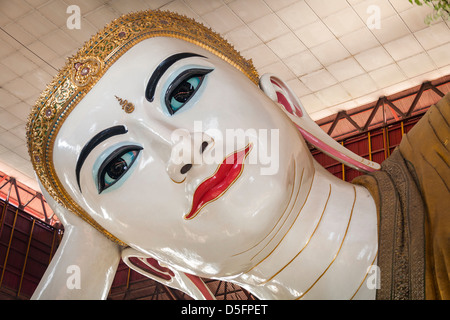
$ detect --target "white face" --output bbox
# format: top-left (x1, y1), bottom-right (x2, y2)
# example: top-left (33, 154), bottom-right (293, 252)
top-left (53, 37), bottom-right (314, 277)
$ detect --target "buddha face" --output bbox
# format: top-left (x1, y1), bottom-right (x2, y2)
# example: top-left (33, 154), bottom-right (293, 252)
top-left (53, 37), bottom-right (314, 277)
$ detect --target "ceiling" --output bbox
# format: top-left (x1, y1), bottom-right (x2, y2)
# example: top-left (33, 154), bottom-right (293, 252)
top-left (0, 0), bottom-right (449, 192)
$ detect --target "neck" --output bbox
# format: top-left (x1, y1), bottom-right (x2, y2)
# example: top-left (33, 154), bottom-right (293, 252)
top-left (233, 161), bottom-right (378, 300)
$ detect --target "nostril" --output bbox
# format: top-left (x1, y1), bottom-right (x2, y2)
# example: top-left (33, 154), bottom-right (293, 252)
top-left (180, 164), bottom-right (192, 174)
top-left (200, 141), bottom-right (208, 154)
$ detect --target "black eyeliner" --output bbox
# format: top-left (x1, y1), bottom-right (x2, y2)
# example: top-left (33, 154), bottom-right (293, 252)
top-left (145, 52), bottom-right (205, 103)
top-left (76, 125), bottom-right (128, 192)
top-left (164, 68), bottom-right (213, 115)
top-left (97, 145), bottom-right (143, 194)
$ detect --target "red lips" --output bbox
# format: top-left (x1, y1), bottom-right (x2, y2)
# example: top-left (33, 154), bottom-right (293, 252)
top-left (184, 144), bottom-right (252, 220)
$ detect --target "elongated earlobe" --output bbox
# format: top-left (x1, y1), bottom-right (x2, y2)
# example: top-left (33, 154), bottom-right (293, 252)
top-left (260, 74), bottom-right (380, 172)
top-left (121, 247), bottom-right (215, 300)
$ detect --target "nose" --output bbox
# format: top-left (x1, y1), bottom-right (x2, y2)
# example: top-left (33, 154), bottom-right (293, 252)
top-left (180, 163), bottom-right (193, 174)
top-left (166, 132), bottom-right (213, 183)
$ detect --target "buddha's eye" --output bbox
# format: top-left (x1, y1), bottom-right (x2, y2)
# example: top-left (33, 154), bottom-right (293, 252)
top-left (165, 68), bottom-right (213, 115)
top-left (97, 145), bottom-right (142, 193)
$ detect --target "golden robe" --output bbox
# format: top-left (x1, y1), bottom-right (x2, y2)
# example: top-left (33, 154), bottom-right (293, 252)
top-left (354, 93), bottom-right (450, 300)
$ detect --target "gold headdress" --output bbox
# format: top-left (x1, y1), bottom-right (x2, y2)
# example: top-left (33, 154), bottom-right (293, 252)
top-left (26, 10), bottom-right (259, 246)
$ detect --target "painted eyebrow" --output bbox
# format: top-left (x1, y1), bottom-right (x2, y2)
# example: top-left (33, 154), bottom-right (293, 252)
top-left (145, 52), bottom-right (206, 103)
top-left (75, 125), bottom-right (128, 192)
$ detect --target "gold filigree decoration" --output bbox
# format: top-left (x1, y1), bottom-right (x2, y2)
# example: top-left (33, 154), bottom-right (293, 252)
top-left (113, 26), bottom-right (131, 43)
top-left (26, 10), bottom-right (260, 246)
top-left (70, 56), bottom-right (103, 87)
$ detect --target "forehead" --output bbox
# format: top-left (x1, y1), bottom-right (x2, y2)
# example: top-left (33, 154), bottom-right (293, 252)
top-left (92, 36), bottom-right (222, 99)
top-left (56, 36), bottom-right (235, 140)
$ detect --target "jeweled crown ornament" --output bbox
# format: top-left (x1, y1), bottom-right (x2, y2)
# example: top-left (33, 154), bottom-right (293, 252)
top-left (26, 10), bottom-right (259, 246)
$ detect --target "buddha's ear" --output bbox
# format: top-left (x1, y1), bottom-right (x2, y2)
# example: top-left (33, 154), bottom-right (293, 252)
top-left (259, 74), bottom-right (380, 172)
top-left (121, 247), bottom-right (215, 300)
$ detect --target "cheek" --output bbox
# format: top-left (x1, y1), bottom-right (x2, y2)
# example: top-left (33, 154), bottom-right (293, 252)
top-left (100, 168), bottom-right (189, 243)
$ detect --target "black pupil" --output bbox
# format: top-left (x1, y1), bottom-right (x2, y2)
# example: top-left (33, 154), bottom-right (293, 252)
top-left (173, 78), bottom-right (197, 103)
top-left (106, 157), bottom-right (128, 179)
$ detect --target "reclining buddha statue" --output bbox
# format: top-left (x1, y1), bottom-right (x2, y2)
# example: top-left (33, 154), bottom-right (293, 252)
top-left (26, 10), bottom-right (449, 300)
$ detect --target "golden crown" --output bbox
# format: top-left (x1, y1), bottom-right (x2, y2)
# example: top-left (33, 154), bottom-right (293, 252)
top-left (26, 10), bottom-right (259, 246)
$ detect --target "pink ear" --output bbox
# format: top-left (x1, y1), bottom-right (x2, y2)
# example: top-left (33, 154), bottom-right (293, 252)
top-left (122, 248), bottom-right (216, 300)
top-left (260, 74), bottom-right (380, 173)
top-left (272, 79), bottom-right (303, 117)
top-left (184, 273), bottom-right (215, 300)
top-left (128, 257), bottom-right (174, 281)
